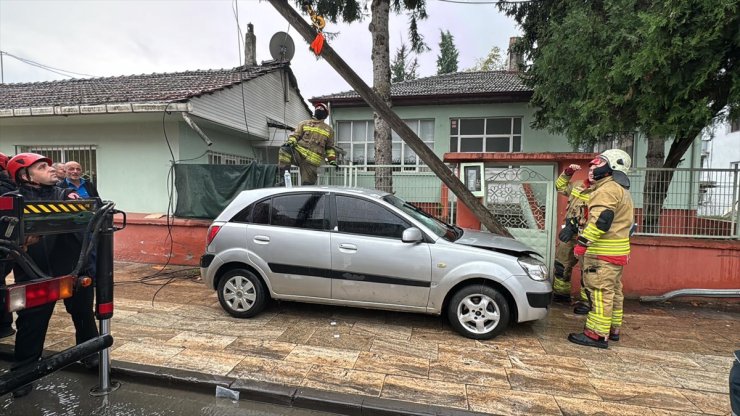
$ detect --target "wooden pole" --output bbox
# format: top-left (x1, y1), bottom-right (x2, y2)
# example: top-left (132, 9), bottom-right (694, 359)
top-left (268, 0), bottom-right (511, 237)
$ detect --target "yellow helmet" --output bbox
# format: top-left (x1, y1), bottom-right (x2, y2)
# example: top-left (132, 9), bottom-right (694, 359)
top-left (599, 149), bottom-right (631, 173)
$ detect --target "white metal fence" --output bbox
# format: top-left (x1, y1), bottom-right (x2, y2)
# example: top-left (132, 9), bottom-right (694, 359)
top-left (286, 164), bottom-right (740, 240)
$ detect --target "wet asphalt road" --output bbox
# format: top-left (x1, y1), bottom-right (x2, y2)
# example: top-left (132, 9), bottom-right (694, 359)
top-left (0, 364), bottom-right (338, 416)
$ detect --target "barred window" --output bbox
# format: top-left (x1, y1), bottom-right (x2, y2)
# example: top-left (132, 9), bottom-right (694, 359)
top-left (16, 144), bottom-right (97, 183)
top-left (449, 117), bottom-right (522, 153)
top-left (207, 151), bottom-right (254, 165)
top-left (335, 119), bottom-right (434, 170)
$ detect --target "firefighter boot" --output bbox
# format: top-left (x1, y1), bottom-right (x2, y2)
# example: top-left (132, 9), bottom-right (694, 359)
top-left (573, 301), bottom-right (591, 315)
top-left (609, 327), bottom-right (620, 342)
top-left (0, 326), bottom-right (16, 338)
top-left (568, 329), bottom-right (608, 349)
top-left (553, 293), bottom-right (571, 303)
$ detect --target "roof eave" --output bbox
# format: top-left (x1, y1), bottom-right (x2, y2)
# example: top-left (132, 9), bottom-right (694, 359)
top-left (0, 102), bottom-right (191, 118)
top-left (310, 91), bottom-right (533, 108)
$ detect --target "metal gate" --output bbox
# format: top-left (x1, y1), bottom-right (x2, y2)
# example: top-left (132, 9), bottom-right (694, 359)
top-left (485, 167), bottom-right (556, 268)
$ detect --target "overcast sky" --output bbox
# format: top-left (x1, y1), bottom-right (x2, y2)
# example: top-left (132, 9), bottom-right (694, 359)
top-left (0, 0), bottom-right (520, 101)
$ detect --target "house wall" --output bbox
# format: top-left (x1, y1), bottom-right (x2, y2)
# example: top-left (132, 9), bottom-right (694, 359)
top-left (190, 70), bottom-right (310, 140)
top-left (0, 113), bottom-right (180, 213)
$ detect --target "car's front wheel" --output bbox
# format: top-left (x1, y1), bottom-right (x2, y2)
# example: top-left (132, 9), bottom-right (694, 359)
top-left (447, 284), bottom-right (510, 340)
top-left (217, 268), bottom-right (267, 318)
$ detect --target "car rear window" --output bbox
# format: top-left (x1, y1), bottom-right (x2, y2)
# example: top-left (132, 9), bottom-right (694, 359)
top-left (271, 193), bottom-right (328, 230)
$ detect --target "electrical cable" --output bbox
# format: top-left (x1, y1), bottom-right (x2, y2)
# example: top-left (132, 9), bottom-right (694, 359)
top-left (0, 50), bottom-right (97, 78)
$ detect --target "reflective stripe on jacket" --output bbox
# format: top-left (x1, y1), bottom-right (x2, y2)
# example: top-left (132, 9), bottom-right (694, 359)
top-left (555, 172), bottom-right (591, 225)
top-left (581, 176), bottom-right (634, 256)
top-left (289, 119), bottom-right (336, 167)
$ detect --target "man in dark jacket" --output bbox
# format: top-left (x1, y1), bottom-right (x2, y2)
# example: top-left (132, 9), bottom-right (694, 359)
top-left (0, 152), bottom-right (17, 338)
top-left (732, 350), bottom-right (740, 416)
top-left (5, 153), bottom-right (99, 398)
top-left (56, 161), bottom-right (99, 198)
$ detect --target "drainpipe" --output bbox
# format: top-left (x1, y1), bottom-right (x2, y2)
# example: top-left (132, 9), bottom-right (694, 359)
top-left (640, 288), bottom-right (740, 302)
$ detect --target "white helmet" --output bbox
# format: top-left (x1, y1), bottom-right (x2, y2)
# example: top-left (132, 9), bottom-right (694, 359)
top-left (599, 149), bottom-right (631, 173)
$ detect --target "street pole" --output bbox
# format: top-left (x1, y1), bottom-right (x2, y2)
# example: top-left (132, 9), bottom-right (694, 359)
top-left (268, 0), bottom-right (511, 237)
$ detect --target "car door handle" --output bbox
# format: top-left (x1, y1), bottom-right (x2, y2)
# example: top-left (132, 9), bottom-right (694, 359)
top-left (253, 235), bottom-right (270, 244)
top-left (338, 243), bottom-right (357, 252)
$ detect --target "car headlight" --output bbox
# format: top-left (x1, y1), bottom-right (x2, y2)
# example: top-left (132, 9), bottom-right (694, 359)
top-left (518, 256), bottom-right (548, 281)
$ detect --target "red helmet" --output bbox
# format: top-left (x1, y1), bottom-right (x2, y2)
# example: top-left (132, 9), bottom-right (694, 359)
top-left (6, 153), bottom-right (53, 183)
top-left (0, 152), bottom-right (8, 170)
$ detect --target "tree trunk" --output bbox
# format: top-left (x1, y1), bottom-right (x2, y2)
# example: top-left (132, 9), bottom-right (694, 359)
top-left (641, 132), bottom-right (699, 233)
top-left (370, 0), bottom-right (393, 193)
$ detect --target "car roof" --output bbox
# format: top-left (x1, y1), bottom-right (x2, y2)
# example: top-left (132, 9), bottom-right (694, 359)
top-left (216, 186), bottom-right (392, 221)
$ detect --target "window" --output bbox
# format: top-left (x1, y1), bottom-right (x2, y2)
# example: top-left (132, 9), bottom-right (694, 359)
top-left (207, 151), bottom-right (254, 165)
top-left (335, 119), bottom-right (434, 170)
top-left (449, 117), bottom-right (522, 153)
top-left (17, 144), bottom-right (97, 183)
top-left (270, 193), bottom-right (327, 230)
top-left (593, 132), bottom-right (635, 160)
top-left (336, 195), bottom-right (410, 239)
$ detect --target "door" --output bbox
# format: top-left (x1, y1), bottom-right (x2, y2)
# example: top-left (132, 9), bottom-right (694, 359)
top-left (246, 192), bottom-right (331, 299)
top-left (330, 195), bottom-right (432, 307)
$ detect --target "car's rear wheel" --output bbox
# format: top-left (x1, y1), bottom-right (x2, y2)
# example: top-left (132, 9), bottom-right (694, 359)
top-left (217, 268), bottom-right (267, 318)
top-left (447, 284), bottom-right (509, 340)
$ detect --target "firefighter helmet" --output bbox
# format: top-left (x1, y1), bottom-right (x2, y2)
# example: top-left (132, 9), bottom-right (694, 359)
top-left (599, 149), bottom-right (631, 173)
top-left (313, 102), bottom-right (329, 120)
top-left (0, 152), bottom-right (8, 170)
top-left (6, 152), bottom-right (53, 182)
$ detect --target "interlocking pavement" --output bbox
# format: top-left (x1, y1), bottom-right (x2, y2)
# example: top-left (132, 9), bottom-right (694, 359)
top-left (1, 262), bottom-right (736, 415)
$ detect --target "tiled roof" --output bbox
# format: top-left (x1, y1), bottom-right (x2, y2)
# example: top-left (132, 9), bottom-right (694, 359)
top-left (313, 70), bottom-right (531, 101)
top-left (0, 61), bottom-right (287, 109)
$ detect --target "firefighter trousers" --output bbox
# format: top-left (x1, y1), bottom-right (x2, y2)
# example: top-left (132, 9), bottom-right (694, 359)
top-left (582, 256), bottom-right (624, 338)
top-left (553, 238), bottom-right (579, 296)
top-left (278, 146), bottom-right (318, 185)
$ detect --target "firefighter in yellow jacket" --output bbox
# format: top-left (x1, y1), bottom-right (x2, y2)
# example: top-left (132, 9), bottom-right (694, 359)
top-left (278, 102), bottom-right (337, 186)
top-left (568, 149), bottom-right (634, 349)
top-left (553, 164), bottom-right (592, 308)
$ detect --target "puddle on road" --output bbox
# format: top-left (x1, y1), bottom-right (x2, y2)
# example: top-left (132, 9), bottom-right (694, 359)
top-left (1, 366), bottom-right (336, 416)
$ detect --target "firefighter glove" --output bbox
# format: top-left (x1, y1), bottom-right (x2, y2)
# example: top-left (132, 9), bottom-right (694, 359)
top-left (287, 137), bottom-right (297, 147)
top-left (573, 244), bottom-right (587, 257)
top-left (329, 160), bottom-right (340, 171)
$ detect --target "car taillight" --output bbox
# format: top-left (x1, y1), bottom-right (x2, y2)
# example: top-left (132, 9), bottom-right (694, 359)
top-left (4, 275), bottom-right (75, 312)
top-left (206, 224), bottom-right (223, 246)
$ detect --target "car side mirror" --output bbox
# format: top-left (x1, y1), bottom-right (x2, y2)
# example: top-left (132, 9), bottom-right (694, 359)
top-left (401, 227), bottom-right (423, 243)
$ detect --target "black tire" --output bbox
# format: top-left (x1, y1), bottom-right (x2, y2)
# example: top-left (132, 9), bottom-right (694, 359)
top-left (447, 284), bottom-right (510, 340)
top-left (216, 268), bottom-right (267, 318)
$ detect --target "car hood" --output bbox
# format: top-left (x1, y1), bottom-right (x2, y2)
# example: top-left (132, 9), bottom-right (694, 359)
top-left (454, 229), bottom-right (541, 257)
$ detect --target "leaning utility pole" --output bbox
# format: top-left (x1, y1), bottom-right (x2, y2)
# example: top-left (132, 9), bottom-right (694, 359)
top-left (269, 0), bottom-right (511, 237)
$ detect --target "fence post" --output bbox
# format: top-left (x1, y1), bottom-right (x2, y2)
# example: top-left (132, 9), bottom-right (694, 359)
top-left (734, 166), bottom-right (740, 239)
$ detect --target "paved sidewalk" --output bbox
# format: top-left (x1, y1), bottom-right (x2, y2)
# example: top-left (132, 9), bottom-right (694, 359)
top-left (1, 262), bottom-right (736, 415)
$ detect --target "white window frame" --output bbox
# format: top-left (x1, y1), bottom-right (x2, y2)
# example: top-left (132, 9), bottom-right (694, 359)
top-left (449, 117), bottom-right (523, 153)
top-left (335, 119), bottom-right (434, 171)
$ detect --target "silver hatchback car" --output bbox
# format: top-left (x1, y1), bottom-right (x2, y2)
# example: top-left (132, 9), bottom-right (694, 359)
top-left (200, 186), bottom-right (551, 339)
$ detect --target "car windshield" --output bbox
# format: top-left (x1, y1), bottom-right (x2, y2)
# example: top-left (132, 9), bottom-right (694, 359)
top-left (382, 194), bottom-right (462, 241)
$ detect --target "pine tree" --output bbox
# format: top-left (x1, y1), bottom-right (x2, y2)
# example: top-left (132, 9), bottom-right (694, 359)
top-left (436, 30), bottom-right (459, 75)
top-left (391, 42), bottom-right (420, 82)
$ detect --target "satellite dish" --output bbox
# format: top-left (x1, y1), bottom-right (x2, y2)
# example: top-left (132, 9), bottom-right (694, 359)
top-left (269, 32), bottom-right (295, 62)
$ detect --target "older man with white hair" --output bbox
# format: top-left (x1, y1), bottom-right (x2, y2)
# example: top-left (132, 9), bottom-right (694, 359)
top-left (57, 160), bottom-right (99, 198)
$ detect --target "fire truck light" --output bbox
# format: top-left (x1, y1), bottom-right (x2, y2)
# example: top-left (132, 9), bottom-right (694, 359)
top-left (6, 276), bottom-right (75, 312)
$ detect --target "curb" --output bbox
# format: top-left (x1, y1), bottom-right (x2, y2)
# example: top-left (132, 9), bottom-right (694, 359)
top-left (0, 344), bottom-right (488, 416)
top-left (112, 360), bottom-right (491, 416)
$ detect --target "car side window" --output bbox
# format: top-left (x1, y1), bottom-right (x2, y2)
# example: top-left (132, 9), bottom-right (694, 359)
top-left (270, 193), bottom-right (328, 230)
top-left (251, 199), bottom-right (270, 225)
top-left (336, 195), bottom-right (410, 239)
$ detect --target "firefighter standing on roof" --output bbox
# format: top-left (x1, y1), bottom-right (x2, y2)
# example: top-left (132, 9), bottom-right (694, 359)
top-left (278, 102), bottom-right (337, 186)
top-left (568, 149), bottom-right (634, 349)
top-left (552, 163), bottom-right (592, 310)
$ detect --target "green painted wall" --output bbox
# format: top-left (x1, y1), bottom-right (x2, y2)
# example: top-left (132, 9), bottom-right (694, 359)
top-left (0, 112), bottom-right (260, 213)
